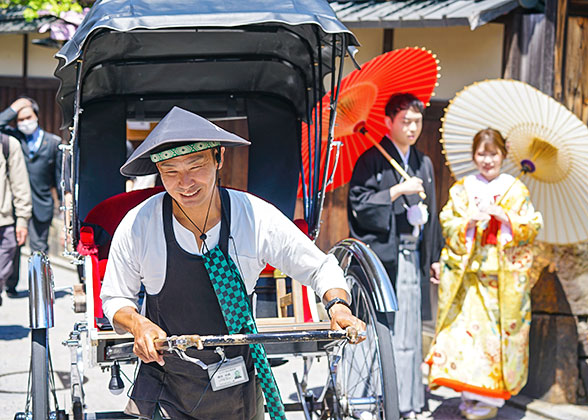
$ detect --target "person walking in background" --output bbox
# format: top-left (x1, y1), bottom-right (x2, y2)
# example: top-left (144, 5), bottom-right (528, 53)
top-left (0, 97), bottom-right (64, 297)
top-left (348, 93), bottom-right (443, 419)
top-left (0, 129), bottom-right (32, 304)
top-left (426, 128), bottom-right (543, 420)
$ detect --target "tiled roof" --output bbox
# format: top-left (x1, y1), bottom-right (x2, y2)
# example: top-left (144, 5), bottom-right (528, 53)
top-left (0, 6), bottom-right (56, 34)
top-left (330, 0), bottom-right (519, 30)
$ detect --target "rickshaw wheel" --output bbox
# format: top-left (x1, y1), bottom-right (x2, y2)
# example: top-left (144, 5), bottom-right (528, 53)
top-left (336, 266), bottom-right (399, 420)
top-left (31, 327), bottom-right (50, 419)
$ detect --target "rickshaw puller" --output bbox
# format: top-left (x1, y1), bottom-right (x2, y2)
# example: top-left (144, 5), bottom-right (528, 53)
top-left (100, 107), bottom-right (365, 420)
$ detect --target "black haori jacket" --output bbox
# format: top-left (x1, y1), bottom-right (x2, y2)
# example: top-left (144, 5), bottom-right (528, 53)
top-left (348, 136), bottom-right (443, 320)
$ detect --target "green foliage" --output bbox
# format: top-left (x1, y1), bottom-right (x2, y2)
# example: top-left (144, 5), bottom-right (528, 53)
top-left (0, 1), bottom-right (93, 19)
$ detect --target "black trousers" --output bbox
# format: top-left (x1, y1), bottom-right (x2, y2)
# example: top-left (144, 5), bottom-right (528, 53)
top-left (6, 216), bottom-right (51, 290)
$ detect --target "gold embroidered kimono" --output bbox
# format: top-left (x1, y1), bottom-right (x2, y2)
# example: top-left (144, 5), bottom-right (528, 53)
top-left (426, 174), bottom-right (542, 399)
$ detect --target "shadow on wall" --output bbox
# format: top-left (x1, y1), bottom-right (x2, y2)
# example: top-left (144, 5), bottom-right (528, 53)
top-left (523, 266), bottom-right (579, 403)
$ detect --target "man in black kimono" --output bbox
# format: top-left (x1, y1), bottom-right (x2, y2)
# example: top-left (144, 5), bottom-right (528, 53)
top-left (348, 93), bottom-right (442, 419)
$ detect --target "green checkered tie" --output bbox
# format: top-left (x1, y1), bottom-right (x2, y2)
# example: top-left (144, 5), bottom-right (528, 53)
top-left (204, 246), bottom-right (286, 420)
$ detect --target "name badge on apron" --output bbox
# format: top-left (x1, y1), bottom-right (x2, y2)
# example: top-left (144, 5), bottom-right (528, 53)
top-left (208, 356), bottom-right (249, 391)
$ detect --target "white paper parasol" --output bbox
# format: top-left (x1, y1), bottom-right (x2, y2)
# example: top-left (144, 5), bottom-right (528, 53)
top-left (440, 79), bottom-right (588, 244)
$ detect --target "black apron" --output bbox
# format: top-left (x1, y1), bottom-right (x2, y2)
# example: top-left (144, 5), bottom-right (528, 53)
top-left (125, 192), bottom-right (256, 420)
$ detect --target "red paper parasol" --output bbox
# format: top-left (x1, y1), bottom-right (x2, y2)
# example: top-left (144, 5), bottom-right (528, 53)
top-left (299, 47), bottom-right (440, 198)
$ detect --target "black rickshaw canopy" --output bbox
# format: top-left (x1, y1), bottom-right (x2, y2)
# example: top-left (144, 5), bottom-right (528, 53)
top-left (55, 0), bottom-right (358, 127)
top-left (55, 0), bottom-right (357, 240)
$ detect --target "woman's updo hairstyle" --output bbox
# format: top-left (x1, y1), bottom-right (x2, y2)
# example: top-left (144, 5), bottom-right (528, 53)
top-left (472, 128), bottom-right (507, 158)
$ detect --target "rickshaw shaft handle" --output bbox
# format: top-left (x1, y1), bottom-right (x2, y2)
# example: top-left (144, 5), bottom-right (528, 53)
top-left (155, 328), bottom-right (360, 350)
top-left (106, 328), bottom-right (362, 360)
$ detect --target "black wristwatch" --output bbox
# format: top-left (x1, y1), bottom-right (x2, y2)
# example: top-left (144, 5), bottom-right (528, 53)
top-left (324, 297), bottom-right (351, 319)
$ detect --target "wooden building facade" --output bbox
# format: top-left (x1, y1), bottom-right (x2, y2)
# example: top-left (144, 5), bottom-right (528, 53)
top-left (0, 7), bottom-right (66, 139)
top-left (555, 0), bottom-right (588, 122)
top-left (318, 0), bottom-right (588, 405)
top-left (0, 75), bottom-right (63, 138)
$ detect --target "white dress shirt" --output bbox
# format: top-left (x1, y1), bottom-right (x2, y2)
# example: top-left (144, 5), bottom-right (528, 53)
top-left (101, 189), bottom-right (349, 331)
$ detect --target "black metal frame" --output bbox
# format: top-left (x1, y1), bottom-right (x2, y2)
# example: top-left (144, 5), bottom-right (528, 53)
top-left (59, 25), bottom-right (350, 254)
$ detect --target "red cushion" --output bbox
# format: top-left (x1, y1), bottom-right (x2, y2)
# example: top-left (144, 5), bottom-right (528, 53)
top-left (85, 186), bottom-right (165, 237)
top-left (85, 186), bottom-right (165, 259)
top-left (293, 218), bottom-right (309, 235)
top-left (98, 259), bottom-right (108, 279)
top-left (77, 226), bottom-right (98, 256)
top-left (261, 264), bottom-right (275, 275)
top-left (82, 186), bottom-right (164, 329)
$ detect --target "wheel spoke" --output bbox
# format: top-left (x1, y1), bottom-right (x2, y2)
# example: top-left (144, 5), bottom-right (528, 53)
top-left (337, 272), bottom-right (386, 418)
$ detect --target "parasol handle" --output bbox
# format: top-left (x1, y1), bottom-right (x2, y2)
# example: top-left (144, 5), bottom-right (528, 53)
top-left (495, 175), bottom-right (519, 207)
top-left (355, 123), bottom-right (427, 200)
top-left (495, 160), bottom-right (536, 206)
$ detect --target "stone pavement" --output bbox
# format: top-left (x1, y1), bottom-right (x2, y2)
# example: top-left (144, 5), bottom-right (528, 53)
top-left (425, 385), bottom-right (588, 420)
top-left (1, 251), bottom-right (588, 419)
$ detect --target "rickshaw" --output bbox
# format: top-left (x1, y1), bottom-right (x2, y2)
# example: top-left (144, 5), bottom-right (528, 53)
top-left (23, 1), bottom-right (400, 419)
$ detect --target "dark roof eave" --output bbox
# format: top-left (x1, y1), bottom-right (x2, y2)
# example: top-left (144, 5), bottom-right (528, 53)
top-left (0, 6), bottom-right (58, 34)
top-left (332, 0), bottom-right (519, 31)
top-left (340, 17), bottom-right (472, 29)
top-left (0, 17), bottom-right (58, 34)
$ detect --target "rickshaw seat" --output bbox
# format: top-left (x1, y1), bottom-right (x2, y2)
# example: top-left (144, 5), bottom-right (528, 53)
top-left (78, 186), bottom-right (165, 329)
top-left (84, 186), bottom-right (166, 260)
top-left (78, 188), bottom-right (319, 330)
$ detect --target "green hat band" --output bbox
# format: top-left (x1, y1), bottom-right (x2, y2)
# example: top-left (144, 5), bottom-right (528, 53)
top-left (150, 141), bottom-right (220, 163)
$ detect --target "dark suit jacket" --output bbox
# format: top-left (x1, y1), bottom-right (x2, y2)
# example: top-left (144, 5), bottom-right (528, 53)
top-left (348, 136), bottom-right (443, 320)
top-left (0, 107), bottom-right (63, 222)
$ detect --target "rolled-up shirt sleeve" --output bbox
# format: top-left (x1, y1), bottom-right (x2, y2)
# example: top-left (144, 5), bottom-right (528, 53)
top-left (256, 199), bottom-right (350, 300)
top-left (100, 213), bottom-right (143, 334)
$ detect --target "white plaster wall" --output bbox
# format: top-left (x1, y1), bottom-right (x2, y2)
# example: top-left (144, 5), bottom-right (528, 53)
top-left (343, 27), bottom-right (384, 76)
top-left (324, 28), bottom-right (385, 88)
top-left (0, 34), bottom-right (24, 76)
top-left (28, 33), bottom-right (60, 77)
top-left (329, 25), bottom-right (503, 101)
top-left (0, 33), bottom-right (60, 78)
top-left (0, 24), bottom-right (503, 98)
top-left (393, 24), bottom-right (504, 100)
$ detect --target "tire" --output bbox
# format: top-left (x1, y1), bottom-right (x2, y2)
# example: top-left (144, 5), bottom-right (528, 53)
top-left (31, 327), bottom-right (50, 420)
top-left (337, 265), bottom-right (400, 420)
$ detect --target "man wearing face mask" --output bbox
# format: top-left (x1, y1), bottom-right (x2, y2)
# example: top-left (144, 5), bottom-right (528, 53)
top-left (0, 97), bottom-right (64, 297)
